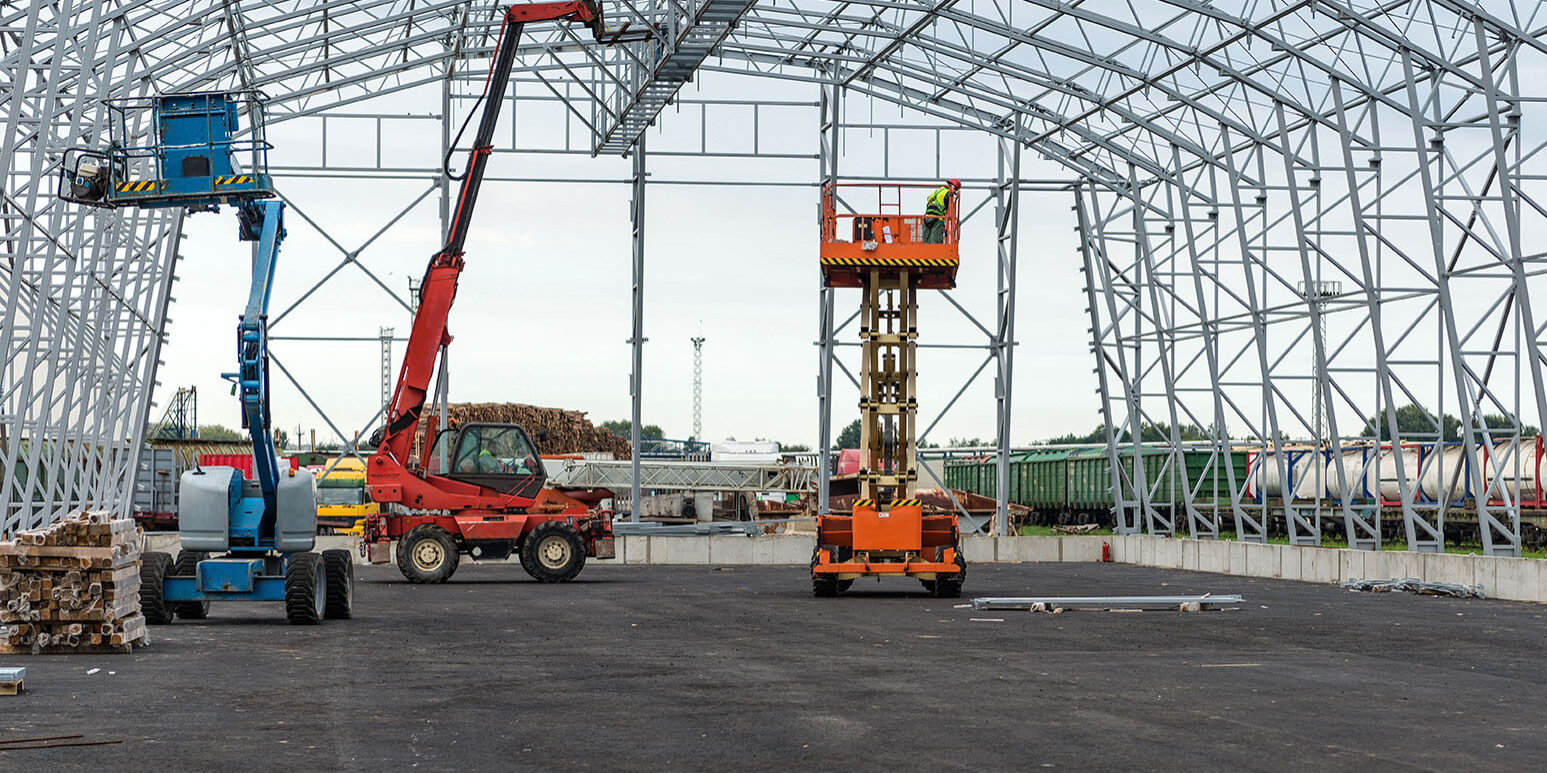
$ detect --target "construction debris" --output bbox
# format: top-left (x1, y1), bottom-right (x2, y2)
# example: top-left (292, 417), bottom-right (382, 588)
top-left (1051, 524), bottom-right (1102, 534)
top-left (445, 403), bottom-right (630, 457)
top-left (1338, 577), bottom-right (1486, 599)
top-left (0, 511), bottom-right (148, 654)
top-left (971, 594), bottom-right (1244, 612)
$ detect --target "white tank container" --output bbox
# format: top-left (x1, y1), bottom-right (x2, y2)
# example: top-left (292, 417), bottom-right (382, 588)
top-left (1419, 445), bottom-right (1471, 502)
top-left (1484, 439), bottom-right (1542, 503)
top-left (1323, 447), bottom-right (1371, 499)
top-left (1362, 446), bottom-right (1422, 502)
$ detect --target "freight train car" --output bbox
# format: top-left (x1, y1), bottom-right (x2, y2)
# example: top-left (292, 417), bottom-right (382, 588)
top-left (945, 447), bottom-right (1249, 528)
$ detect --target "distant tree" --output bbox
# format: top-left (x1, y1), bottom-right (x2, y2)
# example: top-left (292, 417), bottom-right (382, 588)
top-left (1483, 413), bottom-right (1540, 437)
top-left (776, 441), bottom-right (811, 452)
top-left (947, 437), bottom-right (989, 447)
top-left (603, 420), bottom-right (665, 439)
top-left (1039, 421), bottom-right (1209, 445)
top-left (196, 424), bottom-right (243, 441)
top-left (834, 419), bottom-right (861, 449)
top-left (1360, 404), bottom-right (1461, 440)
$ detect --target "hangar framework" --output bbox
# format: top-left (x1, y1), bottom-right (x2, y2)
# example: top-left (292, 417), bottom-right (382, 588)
top-left (2, 0), bottom-right (1544, 555)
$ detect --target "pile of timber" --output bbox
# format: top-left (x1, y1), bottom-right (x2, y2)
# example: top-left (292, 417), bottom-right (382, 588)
top-left (0, 511), bottom-right (147, 654)
top-left (446, 403), bottom-right (630, 457)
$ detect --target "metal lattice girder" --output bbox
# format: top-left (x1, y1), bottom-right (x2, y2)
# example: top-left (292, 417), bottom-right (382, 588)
top-left (3, 0), bottom-right (1546, 557)
top-left (548, 459), bottom-right (815, 493)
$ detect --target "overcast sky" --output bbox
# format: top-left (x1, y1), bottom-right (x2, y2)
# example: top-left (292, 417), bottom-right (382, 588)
top-left (149, 74), bottom-right (1097, 450)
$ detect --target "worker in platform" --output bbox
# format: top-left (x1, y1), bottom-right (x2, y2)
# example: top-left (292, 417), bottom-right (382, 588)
top-left (923, 178), bottom-right (960, 243)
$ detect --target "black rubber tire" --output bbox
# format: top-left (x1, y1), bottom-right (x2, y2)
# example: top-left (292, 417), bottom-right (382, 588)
top-left (140, 551), bottom-right (174, 625)
top-left (811, 547), bottom-right (839, 597)
top-left (171, 550), bottom-right (211, 620)
top-left (519, 520), bottom-right (587, 583)
top-left (932, 551), bottom-right (967, 599)
top-left (321, 549), bottom-right (354, 620)
top-left (919, 579), bottom-right (937, 594)
top-left (395, 525), bottom-right (460, 584)
top-left (284, 552), bottom-right (326, 625)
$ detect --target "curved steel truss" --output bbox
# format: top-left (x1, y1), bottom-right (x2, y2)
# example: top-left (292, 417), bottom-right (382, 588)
top-left (3, 1), bottom-right (1544, 555)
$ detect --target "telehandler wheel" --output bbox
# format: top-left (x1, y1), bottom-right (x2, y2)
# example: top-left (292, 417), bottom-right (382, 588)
top-left (520, 521), bottom-right (586, 583)
top-left (396, 525), bottom-right (460, 584)
top-left (321, 549), bottom-right (354, 619)
top-left (171, 550), bottom-right (211, 620)
top-left (140, 552), bottom-right (174, 625)
top-left (284, 552), bottom-right (326, 625)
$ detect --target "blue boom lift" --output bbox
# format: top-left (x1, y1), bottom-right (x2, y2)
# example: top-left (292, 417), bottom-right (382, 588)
top-left (61, 91), bottom-right (353, 624)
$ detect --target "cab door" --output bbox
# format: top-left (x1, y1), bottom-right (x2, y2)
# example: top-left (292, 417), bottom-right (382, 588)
top-left (445, 423), bottom-right (546, 499)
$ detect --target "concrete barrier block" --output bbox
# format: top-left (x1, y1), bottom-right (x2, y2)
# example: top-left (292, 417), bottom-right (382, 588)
top-left (962, 535), bottom-right (996, 564)
top-left (708, 535), bottom-right (756, 565)
top-left (996, 537), bottom-right (1058, 563)
top-left (623, 535), bottom-right (650, 564)
top-left (768, 535), bottom-right (816, 565)
top-left (1422, 552), bottom-right (1475, 588)
top-left (1179, 539), bottom-right (1200, 571)
top-left (1154, 537), bottom-right (1183, 569)
top-left (650, 536), bottom-right (710, 564)
top-left (1239, 543), bottom-right (1275, 578)
top-left (1489, 557), bottom-right (1542, 603)
top-left (1062, 536), bottom-right (1105, 563)
top-left (1471, 554), bottom-right (1498, 597)
top-left (1138, 536), bottom-right (1157, 566)
top-left (1227, 541), bottom-right (1248, 576)
top-left (1338, 549), bottom-right (1369, 583)
top-left (1301, 547), bottom-right (1339, 584)
top-left (1277, 545), bottom-right (1302, 581)
top-left (1196, 540), bottom-right (1232, 575)
top-left (1378, 549), bottom-right (1423, 580)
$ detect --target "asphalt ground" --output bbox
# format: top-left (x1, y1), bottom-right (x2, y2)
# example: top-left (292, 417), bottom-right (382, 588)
top-left (2, 561), bottom-right (1544, 772)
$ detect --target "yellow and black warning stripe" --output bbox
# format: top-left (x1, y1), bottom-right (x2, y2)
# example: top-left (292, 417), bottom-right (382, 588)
top-left (114, 180), bottom-right (164, 193)
top-left (821, 257), bottom-right (958, 267)
top-left (214, 175), bottom-right (254, 186)
top-left (853, 499), bottom-right (876, 509)
top-left (889, 499), bottom-right (923, 508)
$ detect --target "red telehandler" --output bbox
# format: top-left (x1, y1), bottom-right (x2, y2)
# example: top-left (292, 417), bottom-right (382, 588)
top-left (363, 2), bottom-right (628, 583)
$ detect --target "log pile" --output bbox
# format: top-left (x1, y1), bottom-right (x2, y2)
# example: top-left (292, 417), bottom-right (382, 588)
top-left (0, 511), bottom-right (147, 654)
top-left (444, 403), bottom-right (630, 457)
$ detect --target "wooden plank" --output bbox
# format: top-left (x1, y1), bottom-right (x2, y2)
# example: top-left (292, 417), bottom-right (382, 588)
top-left (0, 679), bottom-right (22, 695)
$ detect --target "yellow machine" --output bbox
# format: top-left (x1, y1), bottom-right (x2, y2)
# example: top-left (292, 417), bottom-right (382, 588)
top-left (313, 458), bottom-right (380, 534)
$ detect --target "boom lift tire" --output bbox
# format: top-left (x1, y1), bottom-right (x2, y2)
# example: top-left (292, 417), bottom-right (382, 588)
top-left (321, 549), bottom-right (354, 619)
top-left (141, 551), bottom-right (174, 625)
top-left (284, 552), bottom-right (326, 625)
top-left (520, 520), bottom-right (586, 583)
top-left (171, 550), bottom-right (211, 620)
top-left (396, 525), bottom-right (460, 584)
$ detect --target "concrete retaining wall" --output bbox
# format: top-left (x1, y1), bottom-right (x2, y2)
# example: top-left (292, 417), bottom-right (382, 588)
top-left (144, 532), bottom-right (1545, 603)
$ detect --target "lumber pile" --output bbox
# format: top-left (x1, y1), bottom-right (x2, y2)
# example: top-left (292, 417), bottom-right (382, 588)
top-left (445, 403), bottom-right (630, 457)
top-left (0, 511), bottom-right (147, 654)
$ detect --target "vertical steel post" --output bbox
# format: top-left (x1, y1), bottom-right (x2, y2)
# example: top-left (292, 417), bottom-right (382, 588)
top-left (629, 138), bottom-right (647, 522)
top-left (993, 137), bottom-right (1020, 537)
top-left (816, 73), bottom-right (840, 515)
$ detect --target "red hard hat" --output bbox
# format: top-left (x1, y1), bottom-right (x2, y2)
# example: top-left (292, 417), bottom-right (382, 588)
top-left (947, 178), bottom-right (962, 190)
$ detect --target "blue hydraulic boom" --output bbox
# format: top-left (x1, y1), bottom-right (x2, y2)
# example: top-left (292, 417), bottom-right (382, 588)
top-left (60, 90), bottom-right (355, 625)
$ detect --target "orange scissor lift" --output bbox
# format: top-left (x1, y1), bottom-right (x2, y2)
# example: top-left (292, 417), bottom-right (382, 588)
top-left (813, 183), bottom-right (966, 597)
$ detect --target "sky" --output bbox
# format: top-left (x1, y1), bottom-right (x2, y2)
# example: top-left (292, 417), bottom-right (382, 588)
top-left (148, 73), bottom-right (1100, 450)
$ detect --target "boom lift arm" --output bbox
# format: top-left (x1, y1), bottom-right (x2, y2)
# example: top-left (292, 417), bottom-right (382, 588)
top-left (224, 200), bottom-right (286, 538)
top-left (370, 2), bottom-right (604, 510)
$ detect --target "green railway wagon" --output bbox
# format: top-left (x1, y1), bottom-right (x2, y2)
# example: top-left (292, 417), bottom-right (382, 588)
top-left (1011, 448), bottom-right (1075, 509)
top-left (1182, 448), bottom-right (1250, 505)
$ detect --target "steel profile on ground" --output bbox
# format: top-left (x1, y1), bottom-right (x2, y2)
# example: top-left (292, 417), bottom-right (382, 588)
top-left (971, 595), bottom-right (1245, 611)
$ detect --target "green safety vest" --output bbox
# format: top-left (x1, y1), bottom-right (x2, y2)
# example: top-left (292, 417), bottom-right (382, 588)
top-left (925, 186), bottom-right (953, 216)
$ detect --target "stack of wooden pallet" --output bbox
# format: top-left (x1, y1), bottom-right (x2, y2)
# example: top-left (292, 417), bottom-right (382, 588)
top-left (0, 511), bottom-right (147, 654)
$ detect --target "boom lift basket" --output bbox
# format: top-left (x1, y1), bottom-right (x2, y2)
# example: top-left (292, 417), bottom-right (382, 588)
top-left (59, 90), bottom-right (276, 210)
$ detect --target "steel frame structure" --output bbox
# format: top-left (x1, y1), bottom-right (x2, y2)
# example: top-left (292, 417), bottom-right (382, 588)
top-left (3, 1), bottom-right (1544, 559)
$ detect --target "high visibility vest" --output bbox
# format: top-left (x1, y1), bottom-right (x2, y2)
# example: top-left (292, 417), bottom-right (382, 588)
top-left (925, 186), bottom-right (953, 216)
